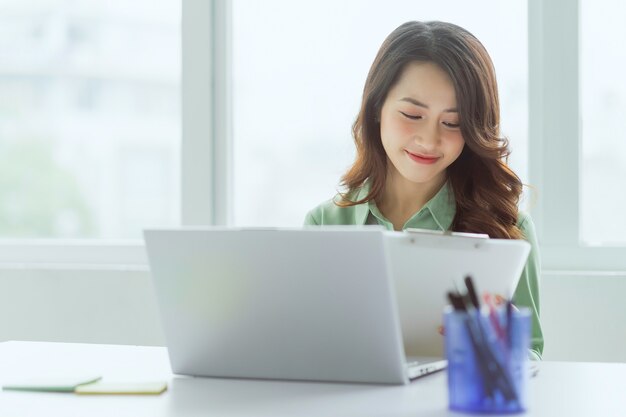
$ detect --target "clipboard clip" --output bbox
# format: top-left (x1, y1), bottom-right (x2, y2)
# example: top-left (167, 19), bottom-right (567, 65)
top-left (404, 228), bottom-right (489, 239)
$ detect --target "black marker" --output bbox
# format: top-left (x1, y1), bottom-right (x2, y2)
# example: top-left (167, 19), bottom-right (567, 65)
top-left (464, 275), bottom-right (481, 310)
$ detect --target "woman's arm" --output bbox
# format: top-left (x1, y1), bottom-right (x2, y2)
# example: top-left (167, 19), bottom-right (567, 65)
top-left (514, 212), bottom-right (544, 360)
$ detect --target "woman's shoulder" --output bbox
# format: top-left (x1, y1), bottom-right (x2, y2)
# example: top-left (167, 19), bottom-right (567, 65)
top-left (516, 210), bottom-right (534, 229)
top-left (303, 194), bottom-right (366, 226)
top-left (516, 210), bottom-right (538, 243)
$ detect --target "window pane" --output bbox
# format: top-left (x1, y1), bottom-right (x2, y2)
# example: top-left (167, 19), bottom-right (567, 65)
top-left (232, 0), bottom-right (529, 226)
top-left (0, 1), bottom-right (180, 238)
top-left (580, 0), bottom-right (626, 245)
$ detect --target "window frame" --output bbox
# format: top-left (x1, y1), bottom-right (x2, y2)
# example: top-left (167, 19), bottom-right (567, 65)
top-left (529, 0), bottom-right (626, 271)
top-left (182, 0), bottom-right (232, 227)
top-left (2, 0), bottom-right (624, 272)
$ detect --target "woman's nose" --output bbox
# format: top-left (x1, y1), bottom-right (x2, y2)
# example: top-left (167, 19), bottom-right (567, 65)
top-left (413, 121), bottom-right (440, 148)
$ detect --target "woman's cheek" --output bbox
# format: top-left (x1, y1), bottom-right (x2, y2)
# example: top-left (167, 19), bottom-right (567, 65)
top-left (395, 116), bottom-right (418, 137)
top-left (443, 130), bottom-right (464, 146)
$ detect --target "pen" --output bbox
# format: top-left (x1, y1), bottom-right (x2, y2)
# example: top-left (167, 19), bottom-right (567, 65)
top-left (484, 293), bottom-right (506, 343)
top-left (463, 277), bottom-right (517, 402)
top-left (448, 290), bottom-right (497, 400)
top-left (464, 275), bottom-right (480, 310)
top-left (447, 291), bottom-right (466, 311)
top-left (506, 299), bottom-right (513, 349)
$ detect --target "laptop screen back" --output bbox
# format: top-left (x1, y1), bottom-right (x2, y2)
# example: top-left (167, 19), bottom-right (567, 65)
top-left (145, 228), bottom-right (408, 384)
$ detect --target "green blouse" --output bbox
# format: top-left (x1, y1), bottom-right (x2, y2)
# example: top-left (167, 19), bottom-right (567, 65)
top-left (304, 182), bottom-right (544, 360)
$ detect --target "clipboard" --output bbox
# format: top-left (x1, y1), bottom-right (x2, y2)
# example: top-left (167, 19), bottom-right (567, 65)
top-left (383, 229), bottom-right (530, 357)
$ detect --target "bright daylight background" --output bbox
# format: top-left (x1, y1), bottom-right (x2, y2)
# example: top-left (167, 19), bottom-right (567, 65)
top-left (0, 0), bottom-right (180, 239)
top-left (0, 0), bottom-right (624, 246)
top-left (580, 0), bottom-right (626, 245)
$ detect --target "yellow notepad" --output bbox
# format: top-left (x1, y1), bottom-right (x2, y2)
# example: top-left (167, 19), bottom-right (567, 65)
top-left (74, 381), bottom-right (167, 395)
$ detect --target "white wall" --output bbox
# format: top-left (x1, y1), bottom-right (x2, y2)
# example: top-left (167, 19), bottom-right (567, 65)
top-left (541, 271), bottom-right (626, 362)
top-left (0, 267), bottom-right (165, 346)
top-left (1, 267), bottom-right (625, 362)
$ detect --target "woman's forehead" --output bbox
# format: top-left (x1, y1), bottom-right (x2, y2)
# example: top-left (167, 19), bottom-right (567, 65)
top-left (389, 61), bottom-right (457, 108)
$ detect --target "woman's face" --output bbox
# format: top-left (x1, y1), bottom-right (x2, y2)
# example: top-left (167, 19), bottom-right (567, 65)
top-left (379, 61), bottom-right (465, 189)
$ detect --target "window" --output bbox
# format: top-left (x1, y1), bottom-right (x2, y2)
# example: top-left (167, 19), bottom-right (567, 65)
top-left (580, 0), bottom-right (626, 246)
top-left (528, 0), bottom-right (626, 270)
top-left (0, 1), bottom-right (181, 239)
top-left (3, 0), bottom-right (623, 271)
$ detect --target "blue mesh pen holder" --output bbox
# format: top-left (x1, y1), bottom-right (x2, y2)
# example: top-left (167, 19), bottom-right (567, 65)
top-left (444, 306), bottom-right (531, 414)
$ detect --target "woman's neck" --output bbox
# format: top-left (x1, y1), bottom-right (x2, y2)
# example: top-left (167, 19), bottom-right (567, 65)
top-left (377, 169), bottom-right (446, 230)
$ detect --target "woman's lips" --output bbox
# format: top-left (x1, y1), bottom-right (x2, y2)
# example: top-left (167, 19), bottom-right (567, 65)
top-left (405, 150), bottom-right (440, 165)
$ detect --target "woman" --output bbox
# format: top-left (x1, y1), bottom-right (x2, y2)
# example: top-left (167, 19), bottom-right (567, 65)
top-left (304, 21), bottom-right (543, 359)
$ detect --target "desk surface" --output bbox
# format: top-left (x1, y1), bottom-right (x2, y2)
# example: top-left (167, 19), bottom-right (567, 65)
top-left (0, 341), bottom-right (624, 416)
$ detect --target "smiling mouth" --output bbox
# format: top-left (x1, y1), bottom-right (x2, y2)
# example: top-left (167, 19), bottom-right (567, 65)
top-left (405, 150), bottom-right (440, 164)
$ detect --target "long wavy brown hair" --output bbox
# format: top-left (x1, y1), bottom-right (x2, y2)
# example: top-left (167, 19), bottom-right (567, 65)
top-left (338, 21), bottom-right (523, 239)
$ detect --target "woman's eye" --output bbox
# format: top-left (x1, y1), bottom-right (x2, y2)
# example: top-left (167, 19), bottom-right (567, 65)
top-left (400, 111), bottom-right (421, 120)
top-left (443, 121), bottom-right (460, 128)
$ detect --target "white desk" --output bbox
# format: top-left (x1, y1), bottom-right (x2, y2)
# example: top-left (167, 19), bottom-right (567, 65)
top-left (0, 341), bottom-right (624, 416)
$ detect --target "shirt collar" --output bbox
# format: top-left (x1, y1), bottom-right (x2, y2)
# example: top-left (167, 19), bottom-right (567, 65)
top-left (351, 180), bottom-right (456, 231)
top-left (353, 184), bottom-right (371, 225)
top-left (418, 182), bottom-right (455, 231)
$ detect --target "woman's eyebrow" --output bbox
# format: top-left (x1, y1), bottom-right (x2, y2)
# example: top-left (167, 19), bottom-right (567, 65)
top-left (399, 97), bottom-right (458, 113)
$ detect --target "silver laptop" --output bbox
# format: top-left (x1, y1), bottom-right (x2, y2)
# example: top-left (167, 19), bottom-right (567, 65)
top-left (144, 227), bottom-right (446, 385)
